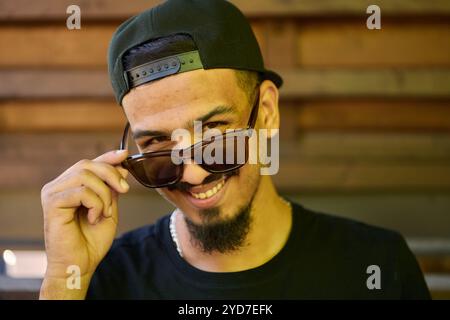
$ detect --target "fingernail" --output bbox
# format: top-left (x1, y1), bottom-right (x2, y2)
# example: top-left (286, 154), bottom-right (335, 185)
top-left (94, 217), bottom-right (100, 224)
top-left (120, 178), bottom-right (129, 191)
top-left (106, 206), bottom-right (113, 217)
top-left (115, 150), bottom-right (127, 154)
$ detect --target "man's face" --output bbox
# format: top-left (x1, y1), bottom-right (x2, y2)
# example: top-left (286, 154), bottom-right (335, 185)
top-left (122, 69), bottom-right (261, 227)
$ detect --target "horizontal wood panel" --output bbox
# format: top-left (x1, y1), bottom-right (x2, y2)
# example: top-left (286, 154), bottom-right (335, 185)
top-left (277, 162), bottom-right (450, 191)
top-left (1, 0), bottom-right (449, 20)
top-left (419, 256), bottom-right (450, 274)
top-left (2, 100), bottom-right (450, 132)
top-left (1, 132), bottom-right (450, 191)
top-left (233, 0), bottom-right (450, 17)
top-left (298, 22), bottom-right (450, 67)
top-left (1, 69), bottom-right (449, 99)
top-left (281, 69), bottom-right (450, 99)
top-left (0, 100), bottom-right (125, 131)
top-left (262, 20), bottom-right (297, 69)
top-left (1, 22), bottom-right (449, 68)
top-left (431, 290), bottom-right (450, 300)
top-left (0, 25), bottom-right (112, 67)
top-left (292, 195), bottom-right (450, 239)
top-left (0, 70), bottom-right (112, 98)
top-left (297, 101), bottom-right (450, 131)
top-left (287, 133), bottom-right (450, 161)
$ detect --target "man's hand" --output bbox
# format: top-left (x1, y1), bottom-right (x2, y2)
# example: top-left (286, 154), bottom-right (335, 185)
top-left (39, 150), bottom-right (130, 299)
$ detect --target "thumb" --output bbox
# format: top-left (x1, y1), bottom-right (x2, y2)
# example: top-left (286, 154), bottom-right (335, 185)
top-left (93, 149), bottom-right (129, 165)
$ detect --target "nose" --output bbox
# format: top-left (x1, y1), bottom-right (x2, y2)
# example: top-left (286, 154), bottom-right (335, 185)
top-left (180, 162), bottom-right (210, 186)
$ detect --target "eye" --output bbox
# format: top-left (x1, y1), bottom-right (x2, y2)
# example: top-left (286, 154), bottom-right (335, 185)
top-left (141, 136), bottom-right (170, 147)
top-left (204, 121), bottom-right (228, 130)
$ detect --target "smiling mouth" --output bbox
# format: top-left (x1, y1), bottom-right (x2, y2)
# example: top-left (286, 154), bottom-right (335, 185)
top-left (178, 174), bottom-right (231, 210)
top-left (189, 178), bottom-right (226, 199)
top-left (172, 170), bottom-right (238, 209)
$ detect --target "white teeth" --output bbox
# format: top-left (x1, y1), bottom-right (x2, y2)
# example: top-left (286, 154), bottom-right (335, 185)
top-left (190, 179), bottom-right (225, 200)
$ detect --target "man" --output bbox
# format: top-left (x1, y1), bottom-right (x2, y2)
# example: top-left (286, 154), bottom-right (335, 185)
top-left (39, 0), bottom-right (430, 299)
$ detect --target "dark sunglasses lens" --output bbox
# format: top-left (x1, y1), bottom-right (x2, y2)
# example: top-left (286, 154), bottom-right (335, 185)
top-left (126, 156), bottom-right (181, 187)
top-left (200, 133), bottom-right (249, 173)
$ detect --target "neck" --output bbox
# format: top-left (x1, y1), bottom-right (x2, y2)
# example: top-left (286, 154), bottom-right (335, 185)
top-left (174, 176), bottom-right (292, 272)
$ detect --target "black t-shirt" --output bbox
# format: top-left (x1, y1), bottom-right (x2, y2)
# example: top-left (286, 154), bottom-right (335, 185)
top-left (86, 201), bottom-right (430, 299)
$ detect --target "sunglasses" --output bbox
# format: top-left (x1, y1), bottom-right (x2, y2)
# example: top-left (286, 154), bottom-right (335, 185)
top-left (119, 89), bottom-right (260, 188)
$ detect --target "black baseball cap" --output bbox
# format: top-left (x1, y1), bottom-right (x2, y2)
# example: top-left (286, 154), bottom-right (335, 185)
top-left (108, 0), bottom-right (283, 105)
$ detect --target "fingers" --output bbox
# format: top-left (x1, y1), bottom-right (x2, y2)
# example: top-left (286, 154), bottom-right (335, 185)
top-left (93, 149), bottom-right (128, 165)
top-left (50, 186), bottom-right (104, 225)
top-left (109, 189), bottom-right (120, 225)
top-left (92, 149), bottom-right (129, 189)
top-left (116, 166), bottom-right (129, 179)
top-left (41, 149), bottom-right (131, 225)
top-left (53, 169), bottom-right (115, 218)
top-left (54, 159), bottom-right (129, 195)
top-left (81, 160), bottom-right (129, 194)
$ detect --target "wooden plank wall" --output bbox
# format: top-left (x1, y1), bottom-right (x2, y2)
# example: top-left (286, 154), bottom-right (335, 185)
top-left (0, 0), bottom-right (449, 298)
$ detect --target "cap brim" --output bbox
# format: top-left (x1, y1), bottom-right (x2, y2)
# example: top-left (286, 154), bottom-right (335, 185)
top-left (262, 69), bottom-right (283, 88)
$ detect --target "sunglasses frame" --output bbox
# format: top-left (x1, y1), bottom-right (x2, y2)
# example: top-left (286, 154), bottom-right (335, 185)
top-left (119, 87), bottom-right (260, 188)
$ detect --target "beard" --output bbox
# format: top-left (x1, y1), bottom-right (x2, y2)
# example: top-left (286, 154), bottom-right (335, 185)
top-left (184, 200), bottom-right (253, 254)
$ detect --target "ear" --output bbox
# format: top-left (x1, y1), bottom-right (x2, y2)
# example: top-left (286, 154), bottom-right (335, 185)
top-left (257, 80), bottom-right (280, 137)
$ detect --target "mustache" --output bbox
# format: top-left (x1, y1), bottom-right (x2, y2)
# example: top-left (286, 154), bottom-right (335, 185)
top-left (168, 169), bottom-right (239, 192)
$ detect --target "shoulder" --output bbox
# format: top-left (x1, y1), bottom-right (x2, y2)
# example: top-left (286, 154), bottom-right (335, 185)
top-left (290, 200), bottom-right (411, 277)
top-left (289, 201), bottom-right (430, 298)
top-left (293, 201), bottom-right (404, 248)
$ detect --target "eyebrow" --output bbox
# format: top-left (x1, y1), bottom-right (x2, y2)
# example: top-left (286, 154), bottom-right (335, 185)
top-left (185, 105), bottom-right (236, 129)
top-left (132, 105), bottom-right (237, 140)
top-left (132, 129), bottom-right (168, 140)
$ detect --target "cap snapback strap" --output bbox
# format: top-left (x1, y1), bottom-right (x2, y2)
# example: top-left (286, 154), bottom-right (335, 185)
top-left (124, 50), bottom-right (203, 89)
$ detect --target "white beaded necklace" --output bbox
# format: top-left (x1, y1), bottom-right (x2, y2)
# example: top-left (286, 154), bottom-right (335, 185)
top-left (169, 197), bottom-right (292, 258)
top-left (169, 210), bottom-right (183, 257)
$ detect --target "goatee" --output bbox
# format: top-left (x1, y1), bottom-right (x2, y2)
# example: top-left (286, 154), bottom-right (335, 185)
top-left (184, 201), bottom-right (253, 254)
